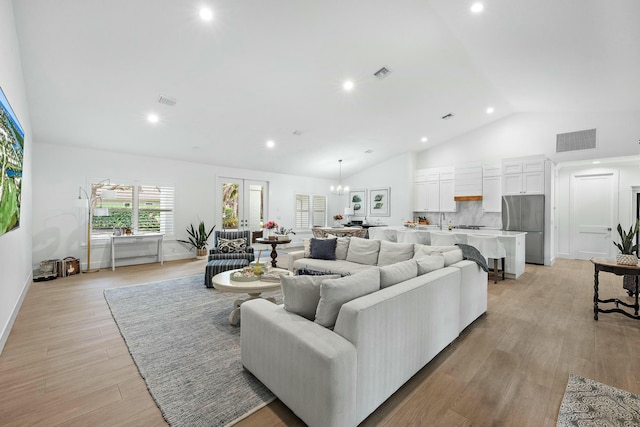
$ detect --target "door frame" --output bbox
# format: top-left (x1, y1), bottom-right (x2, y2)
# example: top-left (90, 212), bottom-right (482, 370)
top-left (217, 176), bottom-right (269, 231)
top-left (569, 170), bottom-right (618, 260)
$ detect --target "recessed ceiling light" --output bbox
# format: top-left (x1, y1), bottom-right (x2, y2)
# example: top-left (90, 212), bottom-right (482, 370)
top-left (199, 7), bottom-right (213, 21)
top-left (343, 80), bottom-right (355, 92)
top-left (486, 107), bottom-right (495, 114)
top-left (266, 140), bottom-right (275, 148)
top-left (470, 2), bottom-right (484, 13)
top-left (592, 160), bottom-right (601, 164)
top-left (147, 113), bottom-right (159, 124)
top-left (421, 137), bottom-right (428, 143)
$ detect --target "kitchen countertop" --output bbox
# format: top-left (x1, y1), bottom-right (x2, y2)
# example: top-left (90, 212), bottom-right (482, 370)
top-left (383, 226), bottom-right (526, 237)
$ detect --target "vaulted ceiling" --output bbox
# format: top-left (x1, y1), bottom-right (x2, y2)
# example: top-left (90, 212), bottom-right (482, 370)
top-left (12, 0), bottom-right (640, 179)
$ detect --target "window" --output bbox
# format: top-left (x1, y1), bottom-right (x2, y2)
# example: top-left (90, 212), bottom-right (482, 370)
top-left (295, 194), bottom-right (327, 229)
top-left (91, 182), bottom-right (175, 238)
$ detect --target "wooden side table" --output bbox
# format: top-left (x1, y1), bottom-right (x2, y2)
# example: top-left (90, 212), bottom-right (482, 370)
top-left (255, 237), bottom-right (291, 268)
top-left (591, 258), bottom-right (640, 320)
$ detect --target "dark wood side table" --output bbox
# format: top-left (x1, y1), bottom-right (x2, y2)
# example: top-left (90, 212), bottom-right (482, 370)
top-left (591, 258), bottom-right (640, 321)
top-left (255, 238), bottom-right (291, 268)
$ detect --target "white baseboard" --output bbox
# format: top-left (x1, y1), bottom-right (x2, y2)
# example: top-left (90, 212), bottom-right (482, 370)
top-left (0, 272), bottom-right (33, 356)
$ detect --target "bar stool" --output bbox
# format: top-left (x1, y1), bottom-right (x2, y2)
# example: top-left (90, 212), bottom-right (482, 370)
top-left (467, 235), bottom-right (506, 283)
top-left (429, 232), bottom-right (457, 246)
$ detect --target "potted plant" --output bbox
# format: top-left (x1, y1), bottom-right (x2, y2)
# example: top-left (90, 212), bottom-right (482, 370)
top-left (178, 221), bottom-right (216, 259)
top-left (263, 220), bottom-right (278, 239)
top-left (613, 220), bottom-right (639, 265)
top-left (275, 226), bottom-right (295, 241)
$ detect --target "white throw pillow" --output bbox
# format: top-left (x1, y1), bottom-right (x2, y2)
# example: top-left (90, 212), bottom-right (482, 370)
top-left (335, 237), bottom-right (350, 260)
top-left (379, 259), bottom-right (418, 288)
top-left (303, 238), bottom-right (311, 257)
top-left (281, 274), bottom-right (341, 320)
top-left (346, 237), bottom-right (381, 265)
top-left (414, 244), bottom-right (463, 267)
top-left (315, 269), bottom-right (381, 328)
top-left (377, 240), bottom-right (415, 266)
top-left (415, 254), bottom-right (445, 275)
top-left (442, 249), bottom-right (463, 266)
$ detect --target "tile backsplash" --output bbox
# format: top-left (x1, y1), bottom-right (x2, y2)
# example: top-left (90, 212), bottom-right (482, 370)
top-left (417, 201), bottom-right (502, 229)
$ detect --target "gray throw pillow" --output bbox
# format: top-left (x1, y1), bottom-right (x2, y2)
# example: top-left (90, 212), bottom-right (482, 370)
top-left (377, 240), bottom-right (415, 266)
top-left (379, 259), bottom-right (418, 288)
top-left (346, 237), bottom-right (381, 265)
top-left (310, 238), bottom-right (337, 260)
top-left (218, 237), bottom-right (247, 253)
top-left (281, 274), bottom-right (341, 320)
top-left (315, 268), bottom-right (381, 328)
top-left (415, 254), bottom-right (445, 275)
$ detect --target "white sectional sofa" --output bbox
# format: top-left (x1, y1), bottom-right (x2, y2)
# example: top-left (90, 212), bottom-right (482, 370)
top-left (241, 237), bottom-right (487, 427)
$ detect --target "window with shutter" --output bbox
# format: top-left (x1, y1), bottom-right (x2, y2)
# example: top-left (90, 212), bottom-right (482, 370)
top-left (295, 194), bottom-right (327, 229)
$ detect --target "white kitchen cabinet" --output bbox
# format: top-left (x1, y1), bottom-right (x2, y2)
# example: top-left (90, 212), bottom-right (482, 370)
top-left (454, 165), bottom-right (482, 198)
top-left (413, 181), bottom-right (429, 211)
top-left (482, 175), bottom-right (502, 212)
top-left (502, 159), bottom-right (545, 195)
top-left (426, 181), bottom-right (440, 212)
top-left (439, 180), bottom-right (456, 212)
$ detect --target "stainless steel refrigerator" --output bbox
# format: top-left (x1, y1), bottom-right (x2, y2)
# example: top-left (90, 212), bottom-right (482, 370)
top-left (502, 195), bottom-right (545, 264)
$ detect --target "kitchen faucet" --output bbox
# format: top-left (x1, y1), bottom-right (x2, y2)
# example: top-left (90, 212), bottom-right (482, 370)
top-left (439, 212), bottom-right (445, 230)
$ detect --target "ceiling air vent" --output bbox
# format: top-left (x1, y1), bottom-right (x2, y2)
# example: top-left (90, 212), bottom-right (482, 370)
top-left (442, 113), bottom-right (454, 120)
top-left (374, 67), bottom-right (391, 79)
top-left (556, 128), bottom-right (597, 153)
top-left (158, 95), bottom-right (177, 106)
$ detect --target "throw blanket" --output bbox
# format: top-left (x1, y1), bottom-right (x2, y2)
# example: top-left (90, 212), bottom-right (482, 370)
top-left (456, 243), bottom-right (489, 272)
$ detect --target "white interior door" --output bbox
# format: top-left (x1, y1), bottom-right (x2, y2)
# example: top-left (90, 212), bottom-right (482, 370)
top-left (570, 172), bottom-right (617, 260)
top-left (220, 178), bottom-right (268, 231)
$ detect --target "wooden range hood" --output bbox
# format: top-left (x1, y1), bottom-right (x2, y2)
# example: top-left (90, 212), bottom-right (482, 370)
top-left (454, 195), bottom-right (483, 202)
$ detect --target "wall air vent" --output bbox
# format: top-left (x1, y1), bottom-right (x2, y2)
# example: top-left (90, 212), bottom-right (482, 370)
top-left (442, 113), bottom-right (454, 120)
top-left (158, 95), bottom-right (177, 106)
top-left (556, 128), bottom-right (597, 152)
top-left (374, 67), bottom-right (391, 79)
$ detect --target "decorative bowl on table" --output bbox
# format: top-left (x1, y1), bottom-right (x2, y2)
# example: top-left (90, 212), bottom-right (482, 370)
top-left (230, 267), bottom-right (262, 282)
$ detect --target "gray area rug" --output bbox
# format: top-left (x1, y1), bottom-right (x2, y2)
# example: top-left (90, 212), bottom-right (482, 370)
top-left (557, 373), bottom-right (640, 427)
top-left (104, 275), bottom-right (279, 427)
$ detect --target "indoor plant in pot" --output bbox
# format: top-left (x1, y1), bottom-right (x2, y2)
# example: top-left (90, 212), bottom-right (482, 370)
top-left (613, 220), bottom-right (639, 265)
top-left (178, 221), bottom-right (215, 259)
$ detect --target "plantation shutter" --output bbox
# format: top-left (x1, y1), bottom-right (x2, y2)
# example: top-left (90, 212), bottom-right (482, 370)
top-left (295, 194), bottom-right (310, 228)
top-left (311, 195), bottom-right (327, 227)
top-left (138, 185), bottom-right (175, 235)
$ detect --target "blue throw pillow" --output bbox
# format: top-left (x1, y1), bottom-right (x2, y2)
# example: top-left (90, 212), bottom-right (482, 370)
top-left (310, 238), bottom-right (337, 260)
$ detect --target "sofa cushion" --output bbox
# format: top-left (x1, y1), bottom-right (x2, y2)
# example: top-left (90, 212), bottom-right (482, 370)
top-left (377, 241), bottom-right (415, 266)
top-left (281, 274), bottom-right (341, 320)
top-left (217, 237), bottom-right (247, 253)
top-left (346, 237), bottom-right (381, 265)
top-left (293, 259), bottom-right (372, 276)
top-left (379, 259), bottom-right (418, 288)
top-left (414, 244), bottom-right (463, 267)
top-left (414, 254), bottom-right (445, 275)
top-left (335, 237), bottom-right (350, 260)
top-left (310, 238), bottom-right (337, 260)
top-left (303, 238), bottom-right (311, 257)
top-left (315, 268), bottom-right (381, 328)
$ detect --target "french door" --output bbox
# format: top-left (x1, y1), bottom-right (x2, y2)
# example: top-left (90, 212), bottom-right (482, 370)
top-left (219, 178), bottom-right (268, 231)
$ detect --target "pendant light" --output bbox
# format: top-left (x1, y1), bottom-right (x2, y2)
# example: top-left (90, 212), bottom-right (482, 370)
top-left (330, 159), bottom-right (349, 195)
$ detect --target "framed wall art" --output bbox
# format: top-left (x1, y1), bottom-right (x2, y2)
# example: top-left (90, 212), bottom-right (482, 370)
top-left (0, 86), bottom-right (25, 237)
top-left (368, 187), bottom-right (390, 217)
top-left (348, 189), bottom-right (366, 217)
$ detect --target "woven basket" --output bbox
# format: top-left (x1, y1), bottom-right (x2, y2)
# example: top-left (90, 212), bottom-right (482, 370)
top-left (616, 253), bottom-right (638, 265)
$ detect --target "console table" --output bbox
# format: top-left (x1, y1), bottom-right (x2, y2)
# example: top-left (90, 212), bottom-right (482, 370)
top-left (591, 257), bottom-right (640, 321)
top-left (110, 233), bottom-right (164, 271)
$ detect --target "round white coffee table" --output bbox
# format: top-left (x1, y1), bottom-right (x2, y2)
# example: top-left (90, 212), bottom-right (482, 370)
top-left (211, 268), bottom-right (292, 325)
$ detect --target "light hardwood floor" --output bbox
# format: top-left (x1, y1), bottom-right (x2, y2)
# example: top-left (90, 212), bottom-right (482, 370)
top-left (1, 258), bottom-right (639, 426)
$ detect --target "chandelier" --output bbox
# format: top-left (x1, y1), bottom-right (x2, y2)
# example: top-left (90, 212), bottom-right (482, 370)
top-left (330, 159), bottom-right (349, 195)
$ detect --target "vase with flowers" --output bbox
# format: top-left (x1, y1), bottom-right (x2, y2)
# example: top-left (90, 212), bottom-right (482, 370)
top-left (333, 214), bottom-right (344, 227)
top-left (263, 220), bottom-right (278, 239)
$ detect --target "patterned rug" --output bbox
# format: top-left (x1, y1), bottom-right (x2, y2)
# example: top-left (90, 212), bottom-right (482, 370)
top-left (557, 374), bottom-right (640, 427)
top-left (104, 275), bottom-right (280, 427)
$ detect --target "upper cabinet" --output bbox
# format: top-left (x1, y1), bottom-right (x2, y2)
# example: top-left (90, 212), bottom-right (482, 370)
top-left (413, 167), bottom-right (456, 212)
top-left (482, 163), bottom-right (502, 212)
top-left (502, 159), bottom-right (545, 195)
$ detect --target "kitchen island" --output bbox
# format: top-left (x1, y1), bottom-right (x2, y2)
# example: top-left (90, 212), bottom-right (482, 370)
top-left (368, 226), bottom-right (526, 279)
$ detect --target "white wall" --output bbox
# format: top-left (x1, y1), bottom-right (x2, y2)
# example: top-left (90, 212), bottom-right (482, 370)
top-left (343, 152), bottom-right (415, 226)
top-left (0, 0), bottom-right (33, 354)
top-left (32, 143), bottom-right (334, 269)
top-left (418, 112), bottom-right (640, 168)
